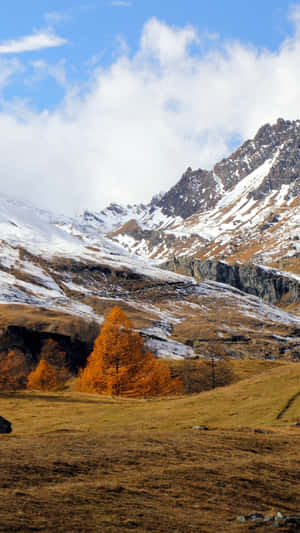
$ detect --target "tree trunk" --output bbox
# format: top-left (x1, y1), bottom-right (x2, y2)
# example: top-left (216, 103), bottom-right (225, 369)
top-left (211, 357), bottom-right (216, 389)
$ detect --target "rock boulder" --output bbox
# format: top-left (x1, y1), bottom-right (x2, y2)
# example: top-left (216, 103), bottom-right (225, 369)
top-left (0, 416), bottom-right (12, 434)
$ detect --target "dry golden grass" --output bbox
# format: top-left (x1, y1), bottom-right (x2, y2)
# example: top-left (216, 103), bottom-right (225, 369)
top-left (0, 304), bottom-right (98, 340)
top-left (167, 358), bottom-right (290, 393)
top-left (270, 256), bottom-right (300, 277)
top-left (169, 301), bottom-right (299, 360)
top-left (283, 301), bottom-right (300, 315)
top-left (230, 359), bottom-right (289, 382)
top-left (0, 362), bottom-right (299, 532)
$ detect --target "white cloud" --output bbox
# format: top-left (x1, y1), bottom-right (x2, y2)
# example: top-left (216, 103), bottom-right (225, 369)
top-left (111, 1), bottom-right (132, 6)
top-left (0, 13), bottom-right (300, 215)
top-left (85, 53), bottom-right (104, 68)
top-left (288, 3), bottom-right (300, 27)
top-left (44, 11), bottom-right (70, 24)
top-left (30, 59), bottom-right (67, 87)
top-left (0, 58), bottom-right (23, 89)
top-left (140, 18), bottom-right (197, 64)
top-left (0, 31), bottom-right (67, 54)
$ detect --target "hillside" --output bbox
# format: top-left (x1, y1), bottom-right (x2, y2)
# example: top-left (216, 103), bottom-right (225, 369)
top-left (0, 363), bottom-right (299, 532)
top-left (0, 191), bottom-right (299, 364)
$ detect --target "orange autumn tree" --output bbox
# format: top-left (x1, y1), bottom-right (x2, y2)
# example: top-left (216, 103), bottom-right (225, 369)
top-left (76, 306), bottom-right (182, 397)
top-left (27, 359), bottom-right (61, 391)
top-left (0, 349), bottom-right (29, 391)
top-left (40, 339), bottom-right (71, 383)
top-left (27, 340), bottom-right (71, 391)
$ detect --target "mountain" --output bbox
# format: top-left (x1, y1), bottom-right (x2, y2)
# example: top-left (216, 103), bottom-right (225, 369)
top-left (75, 118), bottom-right (299, 274)
top-left (0, 192), bottom-right (299, 365)
top-left (0, 119), bottom-right (299, 367)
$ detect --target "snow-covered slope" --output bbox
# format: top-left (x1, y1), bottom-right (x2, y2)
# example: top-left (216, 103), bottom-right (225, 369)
top-left (0, 194), bottom-right (193, 320)
top-left (72, 119), bottom-right (299, 270)
top-left (162, 155), bottom-right (300, 265)
top-left (0, 194), bottom-right (188, 278)
top-left (0, 191), bottom-right (299, 360)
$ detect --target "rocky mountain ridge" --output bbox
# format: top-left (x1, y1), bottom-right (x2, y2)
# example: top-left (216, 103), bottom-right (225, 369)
top-left (62, 119), bottom-right (299, 272)
top-left (154, 118), bottom-right (300, 217)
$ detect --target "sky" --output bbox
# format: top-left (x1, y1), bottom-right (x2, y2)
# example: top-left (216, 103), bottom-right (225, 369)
top-left (0, 0), bottom-right (300, 214)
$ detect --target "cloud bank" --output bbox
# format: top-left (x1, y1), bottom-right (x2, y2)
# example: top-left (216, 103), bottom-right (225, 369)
top-left (0, 13), bottom-right (300, 214)
top-left (0, 31), bottom-right (67, 54)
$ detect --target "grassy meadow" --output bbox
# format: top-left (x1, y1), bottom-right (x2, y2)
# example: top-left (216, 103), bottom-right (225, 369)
top-left (0, 361), bottom-right (299, 532)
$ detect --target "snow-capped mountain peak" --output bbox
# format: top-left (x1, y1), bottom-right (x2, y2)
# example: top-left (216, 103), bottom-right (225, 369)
top-left (75, 118), bottom-right (299, 267)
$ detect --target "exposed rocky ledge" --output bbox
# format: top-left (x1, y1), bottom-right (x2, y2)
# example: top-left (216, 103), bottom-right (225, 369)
top-left (0, 325), bottom-right (93, 372)
top-left (161, 257), bottom-right (300, 305)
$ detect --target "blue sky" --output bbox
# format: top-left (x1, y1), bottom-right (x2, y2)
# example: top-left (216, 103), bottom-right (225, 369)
top-left (0, 0), bottom-right (296, 109)
top-left (0, 0), bottom-right (300, 213)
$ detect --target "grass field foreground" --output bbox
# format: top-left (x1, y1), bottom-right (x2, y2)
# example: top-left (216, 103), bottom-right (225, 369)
top-left (0, 362), bottom-right (299, 532)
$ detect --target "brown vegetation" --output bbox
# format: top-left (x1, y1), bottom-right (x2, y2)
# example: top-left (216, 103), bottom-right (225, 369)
top-left (0, 338), bottom-right (71, 392)
top-left (270, 256), bottom-right (300, 277)
top-left (170, 357), bottom-right (234, 393)
top-left (0, 349), bottom-right (29, 391)
top-left (27, 340), bottom-right (71, 391)
top-left (39, 339), bottom-right (71, 384)
top-left (40, 339), bottom-right (67, 368)
top-left (0, 304), bottom-right (100, 342)
top-left (27, 359), bottom-right (63, 391)
top-left (0, 362), bottom-right (299, 532)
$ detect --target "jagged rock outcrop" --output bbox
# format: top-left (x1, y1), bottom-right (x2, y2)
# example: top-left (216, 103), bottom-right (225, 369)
top-left (153, 118), bottom-right (300, 219)
top-left (152, 167), bottom-right (221, 218)
top-left (215, 118), bottom-right (300, 191)
top-left (161, 257), bottom-right (300, 305)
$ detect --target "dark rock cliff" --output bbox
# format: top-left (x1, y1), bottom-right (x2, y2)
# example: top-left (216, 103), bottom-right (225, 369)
top-left (161, 257), bottom-right (300, 305)
top-left (0, 326), bottom-right (94, 372)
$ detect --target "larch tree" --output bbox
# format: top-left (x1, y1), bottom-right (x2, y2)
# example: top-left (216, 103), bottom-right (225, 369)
top-left (0, 349), bottom-right (29, 391)
top-left (76, 306), bottom-right (182, 397)
top-left (27, 359), bottom-right (62, 391)
top-left (40, 339), bottom-right (71, 382)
